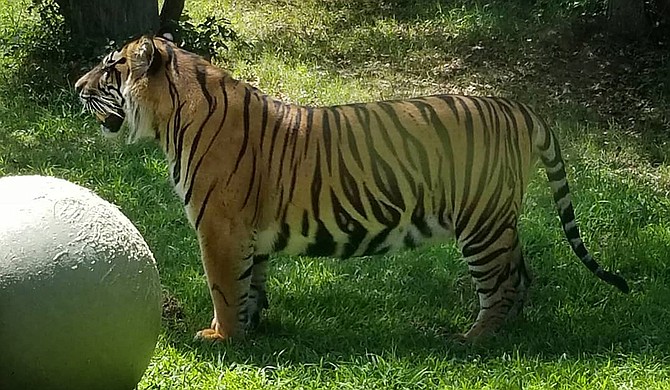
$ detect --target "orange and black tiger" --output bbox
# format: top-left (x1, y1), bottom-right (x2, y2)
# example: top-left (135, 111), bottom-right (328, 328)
top-left (75, 35), bottom-right (629, 341)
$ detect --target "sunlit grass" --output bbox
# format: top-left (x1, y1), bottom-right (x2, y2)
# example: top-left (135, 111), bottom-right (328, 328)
top-left (1, 0), bottom-right (669, 389)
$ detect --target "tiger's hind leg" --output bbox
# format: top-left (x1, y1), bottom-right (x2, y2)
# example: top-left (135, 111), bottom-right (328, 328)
top-left (247, 254), bottom-right (269, 330)
top-left (460, 225), bottom-right (530, 341)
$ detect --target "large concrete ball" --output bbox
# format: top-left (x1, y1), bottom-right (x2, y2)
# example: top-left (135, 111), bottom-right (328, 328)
top-left (0, 175), bottom-right (162, 390)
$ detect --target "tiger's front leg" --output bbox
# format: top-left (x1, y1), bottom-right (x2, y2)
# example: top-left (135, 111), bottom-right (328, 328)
top-left (194, 220), bottom-right (254, 341)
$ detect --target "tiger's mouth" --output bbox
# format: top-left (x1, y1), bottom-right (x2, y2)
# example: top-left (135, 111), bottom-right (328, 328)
top-left (96, 112), bottom-right (125, 133)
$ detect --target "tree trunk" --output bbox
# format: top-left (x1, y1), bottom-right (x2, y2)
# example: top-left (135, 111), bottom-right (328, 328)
top-left (56, 0), bottom-right (160, 42)
top-left (607, 0), bottom-right (649, 37)
top-left (158, 0), bottom-right (185, 38)
top-left (160, 0), bottom-right (185, 27)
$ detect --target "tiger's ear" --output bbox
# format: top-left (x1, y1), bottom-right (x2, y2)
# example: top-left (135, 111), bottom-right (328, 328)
top-left (133, 36), bottom-right (163, 76)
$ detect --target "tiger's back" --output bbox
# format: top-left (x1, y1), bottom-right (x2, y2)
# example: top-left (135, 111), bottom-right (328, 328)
top-left (75, 36), bottom-right (628, 342)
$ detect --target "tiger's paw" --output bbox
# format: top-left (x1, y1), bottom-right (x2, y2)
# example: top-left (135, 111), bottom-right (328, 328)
top-left (448, 332), bottom-right (470, 344)
top-left (194, 328), bottom-right (227, 342)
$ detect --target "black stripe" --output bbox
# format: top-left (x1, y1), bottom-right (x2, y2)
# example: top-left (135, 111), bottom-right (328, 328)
top-left (330, 188), bottom-right (367, 258)
top-left (301, 210), bottom-right (310, 236)
top-left (322, 108), bottom-right (334, 174)
top-left (287, 169), bottom-right (299, 205)
top-left (411, 186), bottom-right (432, 237)
top-left (172, 121), bottom-right (192, 185)
top-left (462, 213), bottom-right (514, 259)
top-left (574, 242), bottom-right (589, 260)
top-left (303, 106), bottom-right (314, 159)
top-left (469, 264), bottom-right (502, 280)
top-left (242, 148), bottom-right (258, 208)
top-left (195, 181), bottom-right (217, 230)
top-left (438, 95), bottom-right (460, 122)
top-left (251, 173), bottom-right (263, 224)
top-left (183, 80), bottom-right (228, 204)
top-left (275, 106), bottom-right (296, 187)
top-left (480, 98), bottom-right (497, 137)
top-left (273, 222), bottom-right (290, 252)
top-left (506, 103), bottom-right (525, 192)
top-left (559, 202), bottom-right (577, 228)
top-left (342, 225), bottom-right (367, 258)
top-left (339, 155), bottom-right (367, 218)
top-left (369, 109), bottom-right (398, 156)
top-left (564, 224), bottom-right (580, 240)
top-left (411, 100), bottom-right (457, 213)
top-left (545, 165), bottom-right (565, 183)
top-left (237, 264), bottom-right (253, 280)
top-left (455, 97), bottom-right (491, 235)
top-left (455, 97), bottom-right (475, 232)
top-left (378, 101), bottom-right (432, 187)
top-left (253, 255), bottom-right (269, 265)
top-left (164, 76), bottom-right (179, 151)
top-left (340, 109), bottom-right (365, 171)
top-left (184, 65), bottom-right (217, 197)
top-left (275, 187), bottom-right (286, 220)
top-left (286, 107), bottom-right (302, 169)
top-left (259, 95), bottom-right (269, 153)
top-left (171, 101), bottom-right (187, 184)
top-left (267, 102), bottom-right (286, 163)
top-left (364, 227), bottom-right (392, 255)
top-left (411, 97), bottom-right (432, 123)
top-left (358, 106), bottom-right (405, 211)
top-left (370, 109), bottom-right (416, 200)
top-left (460, 195), bottom-right (513, 254)
top-left (227, 87), bottom-right (253, 185)
top-left (437, 191), bottom-right (450, 229)
top-left (364, 186), bottom-right (401, 227)
top-left (311, 145), bottom-right (323, 219)
top-left (305, 220), bottom-right (337, 257)
top-left (517, 103), bottom-right (536, 147)
top-left (552, 185), bottom-right (570, 204)
top-left (211, 284), bottom-right (229, 306)
top-left (468, 245), bottom-right (512, 268)
top-left (195, 64), bottom-right (213, 106)
top-left (476, 263), bottom-right (512, 296)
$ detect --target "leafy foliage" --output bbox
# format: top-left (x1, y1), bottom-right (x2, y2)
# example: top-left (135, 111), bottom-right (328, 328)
top-left (1, 0), bottom-right (244, 99)
top-left (165, 13), bottom-right (245, 61)
top-left (1, 0), bottom-right (70, 96)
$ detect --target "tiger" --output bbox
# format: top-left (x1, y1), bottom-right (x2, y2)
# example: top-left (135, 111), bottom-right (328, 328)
top-left (74, 35), bottom-right (629, 342)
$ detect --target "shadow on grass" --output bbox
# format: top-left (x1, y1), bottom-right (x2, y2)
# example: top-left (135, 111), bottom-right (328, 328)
top-left (152, 166), bottom-right (670, 366)
top-left (159, 256), bottom-right (668, 367)
top-left (159, 261), bottom-right (669, 367)
top-left (239, 0), bottom-right (669, 162)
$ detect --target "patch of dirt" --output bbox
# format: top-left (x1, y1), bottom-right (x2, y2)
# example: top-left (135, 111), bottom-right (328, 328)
top-left (161, 288), bottom-right (187, 330)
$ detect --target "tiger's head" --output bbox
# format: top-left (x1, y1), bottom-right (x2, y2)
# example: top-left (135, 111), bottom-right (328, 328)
top-left (75, 35), bottom-right (174, 143)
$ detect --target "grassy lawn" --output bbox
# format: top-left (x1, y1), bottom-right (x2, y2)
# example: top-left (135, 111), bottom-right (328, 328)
top-left (2, 0), bottom-right (670, 388)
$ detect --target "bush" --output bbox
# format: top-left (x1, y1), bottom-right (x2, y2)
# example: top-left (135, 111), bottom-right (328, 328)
top-left (0, 0), bottom-right (244, 100)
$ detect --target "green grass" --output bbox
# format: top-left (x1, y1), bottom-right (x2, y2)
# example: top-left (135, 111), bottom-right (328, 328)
top-left (2, 0), bottom-right (670, 388)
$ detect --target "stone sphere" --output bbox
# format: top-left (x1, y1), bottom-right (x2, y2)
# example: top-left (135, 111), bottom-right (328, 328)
top-left (0, 175), bottom-right (162, 390)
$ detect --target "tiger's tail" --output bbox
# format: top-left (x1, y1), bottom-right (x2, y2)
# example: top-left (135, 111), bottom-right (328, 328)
top-left (535, 120), bottom-right (630, 293)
